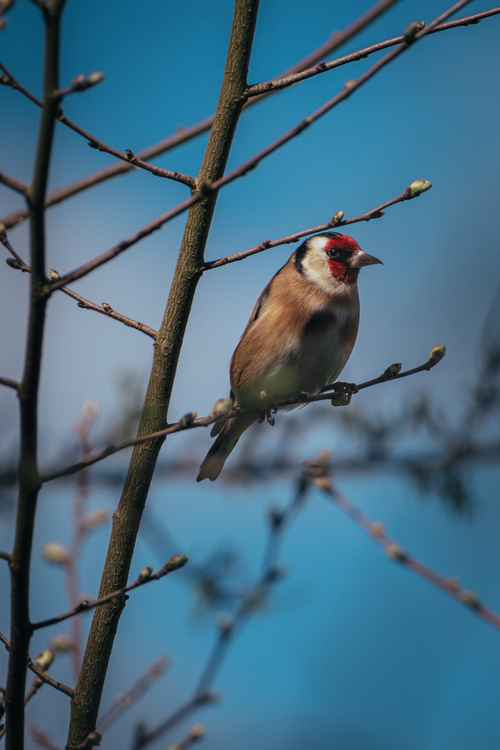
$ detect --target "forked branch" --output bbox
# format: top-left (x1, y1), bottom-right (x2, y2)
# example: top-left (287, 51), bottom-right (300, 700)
top-left (47, 1), bottom-right (475, 292)
top-left (42, 346), bottom-right (446, 483)
top-left (311, 471), bottom-right (500, 629)
top-left (0, 0), bottom-right (399, 231)
top-left (31, 555), bottom-right (188, 630)
top-left (0, 63), bottom-right (196, 189)
top-left (203, 179), bottom-right (432, 270)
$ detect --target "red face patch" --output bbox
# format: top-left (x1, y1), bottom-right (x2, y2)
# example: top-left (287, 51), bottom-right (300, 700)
top-left (323, 235), bottom-right (360, 284)
top-left (323, 234), bottom-right (359, 256)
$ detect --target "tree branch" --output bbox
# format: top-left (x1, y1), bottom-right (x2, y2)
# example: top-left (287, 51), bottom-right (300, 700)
top-left (48, 1), bottom-right (475, 292)
top-left (50, 273), bottom-right (158, 340)
top-left (0, 0), bottom-right (398, 231)
top-left (246, 7), bottom-right (500, 97)
top-left (96, 657), bottom-right (168, 734)
top-left (0, 376), bottom-right (19, 392)
top-left (28, 0), bottom-right (49, 14)
top-left (312, 472), bottom-right (500, 629)
top-left (0, 63), bottom-right (196, 190)
top-left (31, 554), bottom-right (187, 630)
top-left (5, 2), bottom-right (66, 746)
top-left (1, 238), bottom-right (157, 340)
top-left (41, 347), bottom-right (446, 483)
top-left (31, 727), bottom-right (62, 750)
top-left (134, 468), bottom-right (310, 748)
top-left (203, 179), bottom-right (432, 270)
top-left (66, 4), bottom-right (260, 746)
top-left (0, 171), bottom-right (29, 197)
top-left (0, 632), bottom-right (74, 699)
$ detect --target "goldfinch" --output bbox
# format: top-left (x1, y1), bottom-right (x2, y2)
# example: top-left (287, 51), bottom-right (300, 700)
top-left (197, 232), bottom-right (382, 481)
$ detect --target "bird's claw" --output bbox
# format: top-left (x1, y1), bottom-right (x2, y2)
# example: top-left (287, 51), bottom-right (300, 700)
top-left (330, 381), bottom-right (357, 407)
top-left (259, 407), bottom-right (277, 426)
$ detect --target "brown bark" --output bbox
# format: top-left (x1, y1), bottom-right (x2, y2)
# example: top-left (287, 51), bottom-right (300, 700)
top-left (65, 1), bottom-right (260, 745)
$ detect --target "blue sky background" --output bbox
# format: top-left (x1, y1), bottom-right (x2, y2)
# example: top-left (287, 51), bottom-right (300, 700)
top-left (1, 2), bottom-right (500, 748)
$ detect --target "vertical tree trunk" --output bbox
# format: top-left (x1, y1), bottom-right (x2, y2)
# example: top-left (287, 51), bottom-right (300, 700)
top-left (5, 3), bottom-right (66, 748)
top-left (66, 1), bottom-right (260, 745)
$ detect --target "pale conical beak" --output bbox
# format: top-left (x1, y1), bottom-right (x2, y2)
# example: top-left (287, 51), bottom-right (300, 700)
top-left (350, 251), bottom-right (383, 269)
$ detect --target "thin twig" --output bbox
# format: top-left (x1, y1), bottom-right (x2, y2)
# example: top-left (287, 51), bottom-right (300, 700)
top-left (170, 725), bottom-right (206, 750)
top-left (30, 726), bottom-right (61, 750)
top-left (48, 1), bottom-right (475, 291)
top-left (246, 7), bottom-right (500, 97)
top-left (312, 474), bottom-right (500, 629)
top-left (28, 0), bottom-right (49, 13)
top-left (97, 657), bottom-right (169, 733)
top-left (59, 285), bottom-right (158, 340)
top-left (31, 554), bottom-right (188, 630)
top-left (52, 71), bottom-right (105, 99)
top-left (41, 347), bottom-right (446, 483)
top-left (0, 63), bottom-right (196, 189)
top-left (0, 228), bottom-right (24, 265)
top-left (0, 0), bottom-right (398, 231)
top-left (203, 180), bottom-right (431, 269)
top-left (134, 471), bottom-right (310, 748)
top-left (24, 676), bottom-right (45, 706)
top-left (0, 632), bottom-right (74, 698)
top-left (3, 4), bottom-right (495, 236)
top-left (0, 376), bottom-right (19, 392)
top-left (1, 241), bottom-right (157, 339)
top-left (0, 171), bottom-right (28, 196)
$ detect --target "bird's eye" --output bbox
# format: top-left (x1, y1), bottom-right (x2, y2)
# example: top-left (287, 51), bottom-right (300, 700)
top-left (328, 247), bottom-right (347, 261)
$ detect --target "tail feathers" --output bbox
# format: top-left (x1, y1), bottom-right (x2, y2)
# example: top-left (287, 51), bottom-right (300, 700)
top-left (197, 415), bottom-right (254, 482)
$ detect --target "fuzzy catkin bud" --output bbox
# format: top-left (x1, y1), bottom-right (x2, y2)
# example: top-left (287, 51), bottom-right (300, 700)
top-left (211, 398), bottom-right (232, 419)
top-left (459, 590), bottom-right (481, 610)
top-left (189, 724), bottom-right (206, 742)
top-left (408, 178), bottom-right (432, 197)
top-left (386, 544), bottom-right (408, 563)
top-left (429, 344), bottom-right (446, 364)
top-left (81, 510), bottom-right (108, 531)
top-left (313, 476), bottom-right (333, 495)
top-left (42, 543), bottom-right (70, 565)
top-left (88, 71), bottom-right (104, 86)
top-left (34, 649), bottom-right (55, 671)
top-left (51, 634), bottom-right (76, 653)
top-left (383, 363), bottom-right (402, 378)
top-left (138, 566), bottom-right (153, 582)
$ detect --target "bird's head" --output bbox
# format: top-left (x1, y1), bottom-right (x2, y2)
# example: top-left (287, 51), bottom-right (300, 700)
top-left (295, 232), bottom-right (382, 292)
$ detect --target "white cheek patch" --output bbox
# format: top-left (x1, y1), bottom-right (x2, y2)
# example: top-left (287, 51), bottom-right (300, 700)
top-left (307, 236), bottom-right (330, 253)
top-left (302, 239), bottom-right (336, 294)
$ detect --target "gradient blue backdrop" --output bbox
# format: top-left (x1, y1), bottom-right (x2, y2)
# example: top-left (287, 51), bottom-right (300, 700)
top-left (1, 2), bottom-right (500, 748)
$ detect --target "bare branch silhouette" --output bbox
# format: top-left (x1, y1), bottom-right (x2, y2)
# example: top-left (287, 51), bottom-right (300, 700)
top-left (0, 0), bottom-right (399, 231)
top-left (0, 63), bottom-right (196, 189)
top-left (310, 465), bottom-right (500, 628)
top-left (246, 7), bottom-right (500, 97)
top-left (41, 347), bottom-right (445, 483)
top-left (1, 238), bottom-right (157, 339)
top-left (97, 658), bottom-right (169, 734)
top-left (32, 555), bottom-right (188, 630)
top-left (0, 171), bottom-right (28, 197)
top-left (4, 2), bottom-right (68, 745)
top-left (1, 632), bottom-right (74, 698)
top-left (204, 180), bottom-right (432, 269)
top-left (47, 2), bottom-right (479, 292)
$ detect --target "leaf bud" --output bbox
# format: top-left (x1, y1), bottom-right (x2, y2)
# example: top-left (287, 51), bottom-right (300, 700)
top-left (408, 178), bottom-right (432, 197)
top-left (42, 543), bottom-right (70, 565)
top-left (34, 649), bottom-right (55, 671)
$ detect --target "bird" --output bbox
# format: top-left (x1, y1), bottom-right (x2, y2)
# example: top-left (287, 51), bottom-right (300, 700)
top-left (197, 232), bottom-right (382, 482)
